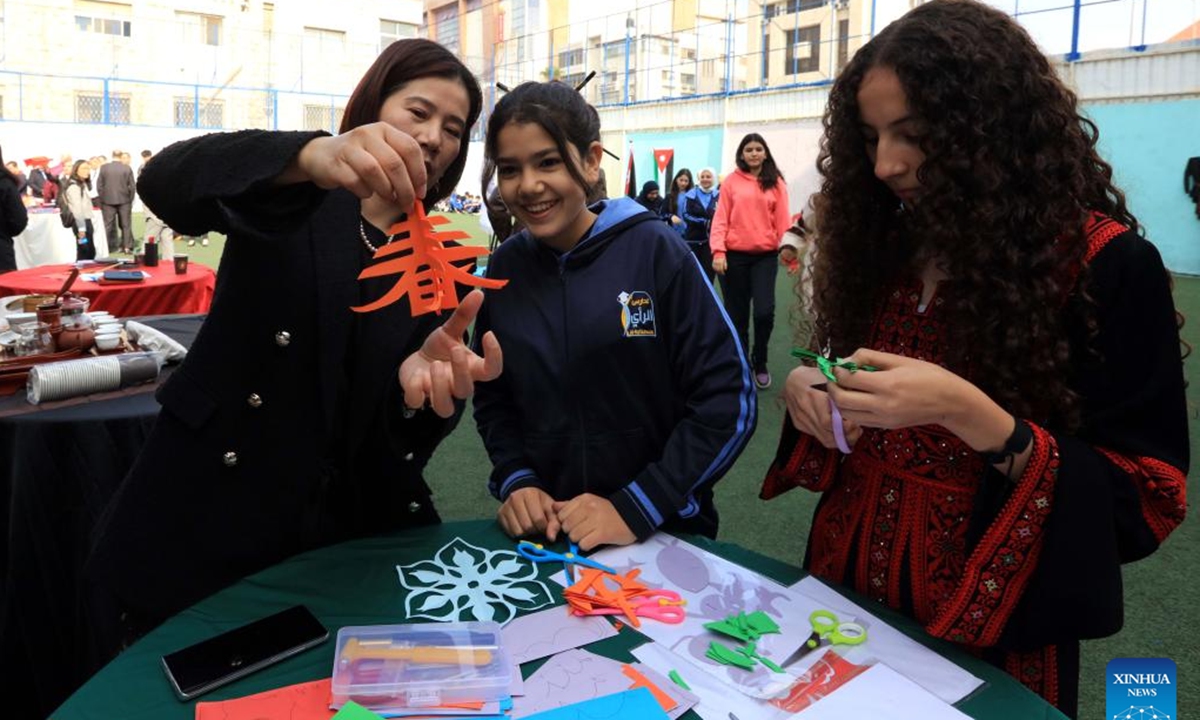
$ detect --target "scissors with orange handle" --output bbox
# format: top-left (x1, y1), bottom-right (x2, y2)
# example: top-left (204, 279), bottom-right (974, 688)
top-left (571, 589), bottom-right (687, 624)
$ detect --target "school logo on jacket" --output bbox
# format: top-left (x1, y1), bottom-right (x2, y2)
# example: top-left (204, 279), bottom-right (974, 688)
top-left (618, 291), bottom-right (656, 337)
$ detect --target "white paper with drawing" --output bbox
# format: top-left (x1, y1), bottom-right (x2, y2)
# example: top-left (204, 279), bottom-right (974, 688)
top-left (789, 577), bottom-right (984, 704)
top-left (578, 535), bottom-right (819, 698)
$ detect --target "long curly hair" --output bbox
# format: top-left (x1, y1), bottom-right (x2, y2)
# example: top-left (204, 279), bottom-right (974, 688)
top-left (808, 0), bottom-right (1136, 426)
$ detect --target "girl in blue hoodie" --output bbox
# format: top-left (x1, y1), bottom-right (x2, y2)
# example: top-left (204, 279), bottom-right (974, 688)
top-left (474, 81), bottom-right (756, 550)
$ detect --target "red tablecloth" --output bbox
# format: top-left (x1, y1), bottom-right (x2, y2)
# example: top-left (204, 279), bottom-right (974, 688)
top-left (0, 263), bottom-right (215, 316)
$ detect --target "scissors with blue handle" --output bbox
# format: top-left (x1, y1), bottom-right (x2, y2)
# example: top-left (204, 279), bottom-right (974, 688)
top-left (516, 540), bottom-right (616, 583)
top-left (780, 609), bottom-right (868, 667)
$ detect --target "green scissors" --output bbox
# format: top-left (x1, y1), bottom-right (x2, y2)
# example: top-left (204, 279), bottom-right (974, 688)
top-left (781, 609), bottom-right (868, 667)
top-left (791, 348), bottom-right (879, 384)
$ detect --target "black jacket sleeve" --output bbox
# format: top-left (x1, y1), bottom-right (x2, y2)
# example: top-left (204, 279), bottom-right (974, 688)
top-left (138, 130), bottom-right (329, 239)
top-left (0, 181), bottom-right (29, 237)
top-left (963, 230), bottom-right (1189, 650)
top-left (607, 246), bottom-right (757, 540)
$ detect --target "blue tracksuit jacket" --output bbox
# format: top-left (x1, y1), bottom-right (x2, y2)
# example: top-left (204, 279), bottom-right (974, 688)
top-left (472, 197), bottom-right (756, 540)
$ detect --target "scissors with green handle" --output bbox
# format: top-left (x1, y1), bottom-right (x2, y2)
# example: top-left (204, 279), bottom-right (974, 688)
top-left (790, 347), bottom-right (879, 384)
top-left (780, 609), bottom-right (868, 667)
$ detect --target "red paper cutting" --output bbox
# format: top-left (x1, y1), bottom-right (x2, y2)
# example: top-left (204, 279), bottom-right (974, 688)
top-left (352, 200), bottom-right (508, 316)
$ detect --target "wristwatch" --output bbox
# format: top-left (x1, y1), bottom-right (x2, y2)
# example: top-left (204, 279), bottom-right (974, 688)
top-left (979, 416), bottom-right (1033, 465)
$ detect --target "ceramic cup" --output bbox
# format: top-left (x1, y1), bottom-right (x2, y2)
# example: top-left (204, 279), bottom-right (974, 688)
top-left (94, 332), bottom-right (122, 351)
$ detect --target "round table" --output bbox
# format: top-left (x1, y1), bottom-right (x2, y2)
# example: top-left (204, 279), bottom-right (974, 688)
top-left (0, 315), bottom-right (202, 720)
top-left (48, 520), bottom-right (1065, 720)
top-left (0, 262), bottom-right (215, 316)
top-left (13, 207), bottom-right (110, 268)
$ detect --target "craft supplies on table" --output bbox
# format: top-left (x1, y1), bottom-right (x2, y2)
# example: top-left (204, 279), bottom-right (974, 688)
top-left (330, 621), bottom-right (513, 714)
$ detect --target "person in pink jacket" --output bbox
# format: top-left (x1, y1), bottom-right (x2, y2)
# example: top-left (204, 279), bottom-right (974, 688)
top-left (710, 133), bottom-right (791, 388)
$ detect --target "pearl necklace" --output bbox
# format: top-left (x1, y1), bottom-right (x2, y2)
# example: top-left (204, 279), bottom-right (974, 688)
top-left (359, 218), bottom-right (398, 253)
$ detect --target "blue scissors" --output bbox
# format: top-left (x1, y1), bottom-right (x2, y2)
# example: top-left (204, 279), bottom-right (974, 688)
top-left (516, 540), bottom-right (616, 584)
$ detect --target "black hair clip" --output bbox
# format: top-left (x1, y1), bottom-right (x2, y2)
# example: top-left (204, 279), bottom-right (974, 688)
top-left (574, 71), bottom-right (596, 92)
top-left (496, 82), bottom-right (511, 94)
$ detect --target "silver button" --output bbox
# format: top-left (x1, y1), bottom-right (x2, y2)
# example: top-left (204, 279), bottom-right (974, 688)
top-left (222, 451), bottom-right (239, 467)
top-left (247, 393), bottom-right (263, 408)
top-left (404, 452), bottom-right (414, 461)
top-left (274, 330), bottom-right (291, 347)
top-left (407, 501), bottom-right (421, 513)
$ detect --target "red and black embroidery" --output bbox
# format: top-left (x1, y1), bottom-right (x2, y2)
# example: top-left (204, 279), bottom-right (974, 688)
top-left (1095, 448), bottom-right (1187, 544)
top-left (1004, 646), bottom-right (1060, 708)
top-left (1083, 213), bottom-right (1127, 264)
top-left (927, 423), bottom-right (1058, 646)
top-left (760, 425), bottom-right (840, 499)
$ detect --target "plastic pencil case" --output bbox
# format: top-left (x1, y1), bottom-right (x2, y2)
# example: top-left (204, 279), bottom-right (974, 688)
top-left (330, 621), bottom-right (511, 709)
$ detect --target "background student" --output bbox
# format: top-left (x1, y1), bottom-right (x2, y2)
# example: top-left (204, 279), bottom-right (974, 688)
top-left (710, 133), bottom-right (791, 390)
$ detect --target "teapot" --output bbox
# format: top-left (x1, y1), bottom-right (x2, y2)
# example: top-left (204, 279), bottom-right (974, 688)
top-left (57, 326), bottom-right (95, 352)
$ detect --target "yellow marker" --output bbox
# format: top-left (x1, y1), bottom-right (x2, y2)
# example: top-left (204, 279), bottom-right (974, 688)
top-left (339, 638), bottom-right (494, 666)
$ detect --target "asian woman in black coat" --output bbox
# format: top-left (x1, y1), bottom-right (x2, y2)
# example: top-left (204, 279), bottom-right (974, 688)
top-left (86, 39), bottom-right (503, 651)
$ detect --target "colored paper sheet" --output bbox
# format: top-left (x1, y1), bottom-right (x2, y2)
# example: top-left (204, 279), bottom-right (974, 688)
top-left (790, 577), bottom-right (984, 704)
top-left (631, 642), bottom-right (784, 720)
top-left (194, 678), bottom-right (334, 720)
top-left (796, 664), bottom-right (972, 719)
top-left (631, 664), bottom-right (700, 720)
top-left (510, 648), bottom-right (691, 720)
top-left (333, 700), bottom-right (387, 719)
top-left (502, 606), bottom-right (619, 664)
top-left (511, 649), bottom-right (631, 718)
top-left (578, 536), bottom-right (812, 699)
top-left (521, 687), bottom-right (668, 720)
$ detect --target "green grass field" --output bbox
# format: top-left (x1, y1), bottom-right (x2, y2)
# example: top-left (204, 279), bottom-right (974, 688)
top-left (138, 210), bottom-right (1196, 718)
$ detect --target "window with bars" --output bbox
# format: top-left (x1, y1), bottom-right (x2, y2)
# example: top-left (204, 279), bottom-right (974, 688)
top-left (766, 0), bottom-right (825, 18)
top-left (75, 93), bottom-right (130, 123)
top-left (177, 11), bottom-right (222, 46)
top-left (786, 25), bottom-right (820, 74)
top-left (75, 15), bottom-right (131, 36)
top-left (263, 93), bottom-right (275, 129)
top-left (75, 0), bottom-right (132, 36)
top-left (174, 98), bottom-right (224, 128)
top-left (304, 26), bottom-right (345, 56)
top-left (303, 104), bottom-right (345, 132)
top-left (435, 6), bottom-right (458, 53)
top-left (380, 19), bottom-right (417, 52)
top-left (837, 19), bottom-right (850, 70)
top-left (559, 48), bottom-right (584, 67)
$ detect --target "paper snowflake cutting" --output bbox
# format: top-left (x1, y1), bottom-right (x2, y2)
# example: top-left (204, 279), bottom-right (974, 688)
top-left (396, 537), bottom-right (556, 624)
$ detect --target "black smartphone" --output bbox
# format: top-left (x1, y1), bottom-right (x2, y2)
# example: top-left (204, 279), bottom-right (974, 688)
top-left (102, 270), bottom-right (145, 282)
top-left (161, 605), bottom-right (329, 701)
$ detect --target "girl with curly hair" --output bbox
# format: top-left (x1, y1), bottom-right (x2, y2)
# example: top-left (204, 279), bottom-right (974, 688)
top-left (761, 1), bottom-right (1187, 715)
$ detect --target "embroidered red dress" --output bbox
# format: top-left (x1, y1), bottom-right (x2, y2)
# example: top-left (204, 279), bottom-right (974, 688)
top-left (762, 217), bottom-right (1187, 716)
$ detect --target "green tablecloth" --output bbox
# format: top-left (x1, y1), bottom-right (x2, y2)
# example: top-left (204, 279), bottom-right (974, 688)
top-left (51, 520), bottom-right (1067, 720)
